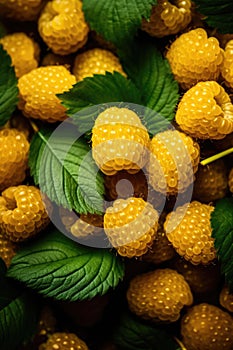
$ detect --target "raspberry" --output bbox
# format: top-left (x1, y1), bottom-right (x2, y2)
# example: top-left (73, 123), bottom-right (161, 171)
top-left (0, 0), bottom-right (45, 21)
top-left (0, 185), bottom-right (50, 242)
top-left (38, 0), bottom-right (89, 55)
top-left (0, 233), bottom-right (16, 267)
top-left (70, 214), bottom-right (103, 239)
top-left (127, 268), bottom-right (193, 322)
top-left (72, 48), bottom-right (126, 82)
top-left (0, 32), bottom-right (40, 78)
top-left (181, 303), bottom-right (233, 350)
top-left (146, 129), bottom-right (200, 195)
top-left (166, 28), bottom-right (224, 89)
top-left (142, 0), bottom-right (192, 38)
top-left (176, 81), bottom-right (233, 139)
top-left (39, 332), bottom-right (89, 350)
top-left (92, 107), bottom-right (150, 175)
top-left (0, 128), bottom-right (29, 192)
top-left (18, 66), bottom-right (76, 122)
top-left (104, 197), bottom-right (159, 258)
top-left (228, 168), bottom-right (233, 193)
top-left (221, 40), bottom-right (233, 89)
top-left (164, 201), bottom-right (216, 265)
top-left (219, 285), bottom-right (233, 313)
top-left (193, 160), bottom-right (228, 202)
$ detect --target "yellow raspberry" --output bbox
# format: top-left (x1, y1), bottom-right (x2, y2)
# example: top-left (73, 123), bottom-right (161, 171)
top-left (104, 197), bottom-right (159, 258)
top-left (127, 268), bottom-right (193, 322)
top-left (164, 201), bottom-right (216, 265)
top-left (142, 0), bottom-right (192, 38)
top-left (221, 40), bottom-right (233, 89)
top-left (0, 0), bottom-right (45, 21)
top-left (38, 0), bottom-right (89, 55)
top-left (228, 168), bottom-right (233, 193)
top-left (181, 303), bottom-right (233, 350)
top-left (0, 128), bottom-right (29, 192)
top-left (70, 214), bottom-right (103, 239)
top-left (39, 332), bottom-right (89, 350)
top-left (0, 185), bottom-right (50, 242)
top-left (146, 129), bottom-right (200, 196)
top-left (193, 160), bottom-right (228, 202)
top-left (0, 232), bottom-right (16, 267)
top-left (0, 32), bottom-right (40, 78)
top-left (73, 48), bottom-right (126, 82)
top-left (92, 107), bottom-right (150, 175)
top-left (220, 285), bottom-right (233, 313)
top-left (166, 28), bottom-right (224, 89)
top-left (18, 66), bottom-right (76, 122)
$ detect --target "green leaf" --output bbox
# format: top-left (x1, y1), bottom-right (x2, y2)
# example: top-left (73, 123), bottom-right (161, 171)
top-left (0, 44), bottom-right (18, 126)
top-left (211, 197), bottom-right (233, 291)
top-left (193, 0), bottom-right (233, 33)
top-left (114, 313), bottom-right (180, 350)
top-left (7, 229), bottom-right (125, 301)
top-left (82, 0), bottom-right (157, 47)
top-left (29, 124), bottom-right (104, 214)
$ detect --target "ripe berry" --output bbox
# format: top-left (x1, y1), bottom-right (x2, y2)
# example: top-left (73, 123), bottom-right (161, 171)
top-left (0, 233), bottom-right (16, 267)
top-left (0, 185), bottom-right (50, 242)
top-left (0, 0), bottom-right (45, 21)
top-left (146, 129), bottom-right (200, 195)
top-left (219, 285), bottom-right (233, 313)
top-left (104, 197), bottom-right (159, 258)
top-left (70, 214), bottom-right (103, 239)
top-left (166, 28), bottom-right (224, 89)
top-left (92, 107), bottom-right (150, 175)
top-left (164, 201), bottom-right (216, 265)
top-left (176, 81), bottom-right (233, 139)
top-left (18, 66), bottom-right (76, 122)
top-left (142, 0), bottom-right (192, 38)
top-left (0, 128), bottom-right (29, 192)
top-left (72, 48), bottom-right (126, 82)
top-left (181, 303), bottom-right (233, 350)
top-left (39, 332), bottom-right (89, 350)
top-left (221, 40), bottom-right (233, 89)
top-left (228, 168), bottom-right (233, 193)
top-left (127, 268), bottom-right (193, 322)
top-left (38, 0), bottom-right (89, 55)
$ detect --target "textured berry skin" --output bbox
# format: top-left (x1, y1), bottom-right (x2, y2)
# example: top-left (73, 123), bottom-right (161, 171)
top-left (176, 81), bottom-right (233, 139)
top-left (220, 285), bottom-right (233, 313)
top-left (181, 303), bottom-right (233, 350)
top-left (0, 128), bottom-right (29, 192)
top-left (193, 160), bottom-right (228, 202)
top-left (142, 0), bottom-right (192, 38)
top-left (38, 0), bottom-right (89, 55)
top-left (127, 268), bottom-right (193, 322)
top-left (166, 28), bottom-right (224, 89)
top-left (92, 107), bottom-right (150, 175)
top-left (73, 48), bottom-right (126, 82)
top-left (0, 0), bottom-right (45, 21)
top-left (70, 214), bottom-right (103, 239)
top-left (0, 185), bottom-right (50, 242)
top-left (39, 332), bottom-right (89, 350)
top-left (146, 129), bottom-right (200, 195)
top-left (104, 197), bottom-right (159, 258)
top-left (0, 32), bottom-right (40, 78)
top-left (18, 66), bottom-right (76, 122)
top-left (164, 201), bottom-right (216, 265)
top-left (221, 40), bottom-right (233, 89)
top-left (228, 168), bottom-right (233, 193)
top-left (0, 233), bottom-right (16, 267)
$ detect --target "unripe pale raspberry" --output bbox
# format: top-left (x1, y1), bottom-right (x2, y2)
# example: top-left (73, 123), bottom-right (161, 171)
top-left (18, 66), bottom-right (76, 122)
top-left (38, 0), bottom-right (89, 55)
top-left (220, 285), bottom-right (233, 313)
top-left (73, 48), bottom-right (126, 82)
top-left (0, 185), bottom-right (50, 242)
top-left (39, 332), bottom-right (89, 350)
top-left (0, 128), bottom-right (29, 191)
top-left (221, 40), bottom-right (233, 89)
top-left (142, 0), bottom-right (192, 38)
top-left (127, 268), bottom-right (193, 322)
top-left (166, 28), bottom-right (224, 89)
top-left (0, 0), bottom-right (45, 21)
top-left (146, 129), bottom-right (200, 195)
top-left (181, 303), bottom-right (233, 350)
top-left (164, 201), bottom-right (216, 265)
top-left (193, 160), bottom-right (228, 202)
top-left (92, 107), bottom-right (150, 175)
top-left (176, 81), bottom-right (233, 139)
top-left (0, 233), bottom-right (16, 267)
top-left (104, 197), bottom-right (159, 258)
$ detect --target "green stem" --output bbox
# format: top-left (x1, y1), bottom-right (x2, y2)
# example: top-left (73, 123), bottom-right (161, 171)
top-left (200, 147), bottom-right (233, 166)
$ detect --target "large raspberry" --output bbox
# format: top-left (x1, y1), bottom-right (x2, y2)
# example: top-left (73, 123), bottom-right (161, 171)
top-left (39, 332), bottom-right (89, 350)
top-left (221, 40), bottom-right (233, 89)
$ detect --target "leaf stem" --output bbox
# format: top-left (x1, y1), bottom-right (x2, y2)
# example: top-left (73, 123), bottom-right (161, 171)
top-left (200, 148), bottom-right (233, 166)
top-left (29, 119), bottom-right (39, 133)
top-left (174, 337), bottom-right (187, 350)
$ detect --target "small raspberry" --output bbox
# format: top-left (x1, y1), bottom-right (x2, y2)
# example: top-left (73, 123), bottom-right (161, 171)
top-left (142, 0), bottom-right (192, 38)
top-left (228, 168), bottom-right (233, 193)
top-left (92, 107), bottom-right (150, 175)
top-left (0, 0), bottom-right (45, 21)
top-left (146, 129), bottom-right (200, 195)
top-left (164, 201), bottom-right (216, 265)
top-left (0, 128), bottom-right (29, 192)
top-left (0, 185), bottom-right (50, 242)
top-left (221, 40), bottom-right (233, 89)
top-left (127, 268), bottom-right (193, 322)
top-left (181, 303), bottom-right (233, 350)
top-left (39, 332), bottom-right (89, 350)
top-left (72, 48), bottom-right (126, 82)
top-left (38, 0), bottom-right (89, 55)
top-left (193, 160), bottom-right (228, 202)
top-left (18, 66), bottom-right (76, 122)
top-left (176, 81), bottom-right (233, 139)
top-left (0, 233), bottom-right (16, 267)
top-left (166, 28), bottom-right (224, 89)
top-left (220, 285), bottom-right (233, 313)
top-left (104, 197), bottom-right (159, 258)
